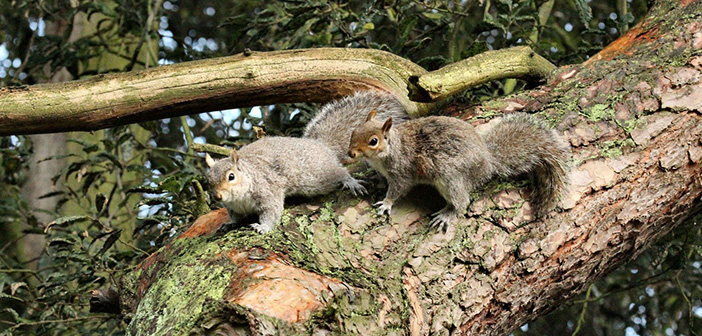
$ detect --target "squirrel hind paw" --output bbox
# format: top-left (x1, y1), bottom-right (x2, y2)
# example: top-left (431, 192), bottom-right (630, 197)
top-left (428, 207), bottom-right (457, 232)
top-left (343, 178), bottom-right (367, 196)
top-left (250, 223), bottom-right (274, 234)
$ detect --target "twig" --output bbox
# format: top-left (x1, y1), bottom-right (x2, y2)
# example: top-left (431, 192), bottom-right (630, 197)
top-left (571, 284), bottom-right (592, 336)
top-left (191, 143), bottom-right (231, 157)
top-left (529, 0), bottom-right (555, 44)
top-left (13, 26), bottom-right (38, 81)
top-left (126, 0), bottom-right (165, 71)
top-left (181, 116), bottom-right (195, 163)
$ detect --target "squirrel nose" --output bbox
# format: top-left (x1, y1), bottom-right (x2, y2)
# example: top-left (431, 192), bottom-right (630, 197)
top-left (214, 192), bottom-right (222, 201)
top-left (348, 150), bottom-right (358, 159)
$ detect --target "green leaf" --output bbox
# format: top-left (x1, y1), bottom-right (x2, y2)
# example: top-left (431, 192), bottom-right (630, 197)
top-left (46, 215), bottom-right (91, 231)
top-left (399, 16), bottom-right (417, 40)
top-left (422, 12), bottom-right (443, 21)
top-left (67, 138), bottom-right (99, 153)
top-left (95, 193), bottom-right (108, 215)
top-left (96, 229), bottom-right (122, 257)
top-left (39, 305), bottom-right (57, 321)
top-left (48, 238), bottom-right (76, 248)
top-left (0, 293), bottom-right (24, 302)
top-left (136, 197), bottom-right (171, 208)
top-left (95, 152), bottom-right (124, 169)
top-left (38, 191), bottom-right (64, 199)
top-left (158, 175), bottom-right (180, 193)
top-left (0, 308), bottom-right (20, 322)
top-left (81, 171), bottom-right (101, 194)
top-left (386, 7), bottom-right (397, 22)
top-left (574, 0), bottom-right (593, 29)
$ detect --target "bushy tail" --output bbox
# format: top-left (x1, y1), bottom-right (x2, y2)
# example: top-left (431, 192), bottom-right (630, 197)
top-left (483, 113), bottom-right (570, 213)
top-left (303, 91), bottom-right (408, 162)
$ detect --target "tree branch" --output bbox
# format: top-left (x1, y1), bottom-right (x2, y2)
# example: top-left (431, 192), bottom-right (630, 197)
top-left (0, 47), bottom-right (555, 136)
top-left (0, 48), bottom-right (428, 135)
top-left (409, 46), bottom-right (556, 102)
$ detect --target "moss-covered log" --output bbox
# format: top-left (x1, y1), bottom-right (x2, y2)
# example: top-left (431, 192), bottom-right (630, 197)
top-left (96, 1), bottom-right (702, 335)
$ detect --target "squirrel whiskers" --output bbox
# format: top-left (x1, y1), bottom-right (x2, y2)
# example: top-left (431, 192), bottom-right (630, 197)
top-left (348, 111), bottom-right (570, 231)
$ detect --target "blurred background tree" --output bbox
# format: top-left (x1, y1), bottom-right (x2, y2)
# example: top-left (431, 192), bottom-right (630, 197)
top-left (0, 0), bottom-right (698, 335)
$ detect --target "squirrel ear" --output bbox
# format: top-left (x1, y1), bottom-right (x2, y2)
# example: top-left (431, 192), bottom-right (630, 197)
top-left (365, 110), bottom-right (378, 122)
top-left (205, 154), bottom-right (215, 168)
top-left (229, 149), bottom-right (239, 164)
top-left (381, 117), bottom-right (393, 134)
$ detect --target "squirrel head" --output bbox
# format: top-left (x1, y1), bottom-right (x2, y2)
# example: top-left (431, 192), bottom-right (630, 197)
top-left (205, 149), bottom-right (248, 202)
top-left (348, 110), bottom-right (392, 161)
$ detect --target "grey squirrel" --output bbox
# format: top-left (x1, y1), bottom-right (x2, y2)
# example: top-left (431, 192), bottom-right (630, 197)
top-left (206, 137), bottom-right (366, 234)
top-left (347, 111), bottom-right (570, 231)
top-left (205, 91), bottom-right (408, 234)
top-left (304, 91), bottom-right (409, 162)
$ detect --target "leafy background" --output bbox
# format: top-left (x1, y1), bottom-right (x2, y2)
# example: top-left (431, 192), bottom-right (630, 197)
top-left (0, 0), bottom-right (699, 335)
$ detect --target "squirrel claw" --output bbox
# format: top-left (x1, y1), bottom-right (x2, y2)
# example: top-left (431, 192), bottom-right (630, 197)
top-left (428, 217), bottom-right (450, 232)
top-left (428, 207), bottom-right (456, 232)
top-left (343, 178), bottom-right (367, 196)
top-left (375, 200), bottom-right (392, 216)
top-left (250, 223), bottom-right (273, 234)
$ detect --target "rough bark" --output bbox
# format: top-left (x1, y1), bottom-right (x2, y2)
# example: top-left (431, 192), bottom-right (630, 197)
top-left (87, 1), bottom-right (702, 335)
top-left (0, 47), bottom-right (553, 136)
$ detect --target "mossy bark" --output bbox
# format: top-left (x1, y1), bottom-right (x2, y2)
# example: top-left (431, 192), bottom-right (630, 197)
top-left (98, 0), bottom-right (702, 334)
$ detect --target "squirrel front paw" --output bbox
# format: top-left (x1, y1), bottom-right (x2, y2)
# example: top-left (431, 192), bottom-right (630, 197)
top-left (374, 200), bottom-right (393, 216)
top-left (343, 177), bottom-right (367, 196)
top-left (250, 223), bottom-right (274, 234)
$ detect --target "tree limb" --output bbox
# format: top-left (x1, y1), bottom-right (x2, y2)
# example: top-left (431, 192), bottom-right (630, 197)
top-left (0, 46), bottom-right (555, 136)
top-left (410, 46), bottom-right (556, 102)
top-left (0, 48), bottom-right (429, 135)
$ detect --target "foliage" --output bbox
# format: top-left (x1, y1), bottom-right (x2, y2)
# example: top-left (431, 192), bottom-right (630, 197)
top-left (0, 0), bottom-right (699, 335)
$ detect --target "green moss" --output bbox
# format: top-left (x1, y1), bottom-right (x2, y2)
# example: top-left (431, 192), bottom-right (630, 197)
top-left (582, 103), bottom-right (613, 122)
top-left (537, 106), bottom-right (570, 127)
top-left (598, 139), bottom-right (635, 158)
top-left (469, 109), bottom-right (503, 122)
top-left (127, 237), bottom-right (238, 335)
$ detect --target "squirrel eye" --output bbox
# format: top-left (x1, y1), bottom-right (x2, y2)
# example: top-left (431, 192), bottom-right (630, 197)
top-left (228, 172), bottom-right (236, 181)
top-left (369, 137), bottom-right (378, 147)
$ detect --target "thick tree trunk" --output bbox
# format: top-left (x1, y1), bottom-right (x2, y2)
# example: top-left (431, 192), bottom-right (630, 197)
top-left (17, 15), bottom-right (79, 271)
top-left (88, 0), bottom-right (701, 334)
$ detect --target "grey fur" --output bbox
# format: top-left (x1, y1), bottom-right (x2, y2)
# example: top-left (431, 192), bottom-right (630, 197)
top-left (207, 137), bottom-right (366, 234)
top-left (349, 113), bottom-right (570, 232)
top-left (304, 91), bottom-right (409, 162)
top-left (483, 113), bottom-right (570, 212)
